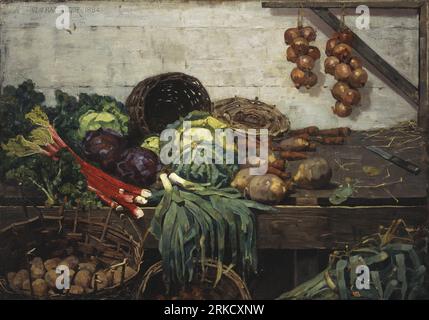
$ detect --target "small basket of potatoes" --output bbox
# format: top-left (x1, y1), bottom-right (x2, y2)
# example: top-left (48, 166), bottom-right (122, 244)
top-left (0, 206), bottom-right (144, 299)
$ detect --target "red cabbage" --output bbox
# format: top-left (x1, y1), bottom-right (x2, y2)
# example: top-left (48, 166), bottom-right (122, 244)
top-left (115, 147), bottom-right (160, 187)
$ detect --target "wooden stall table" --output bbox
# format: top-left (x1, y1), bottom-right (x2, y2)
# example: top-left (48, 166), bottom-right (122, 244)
top-left (0, 125), bottom-right (427, 293)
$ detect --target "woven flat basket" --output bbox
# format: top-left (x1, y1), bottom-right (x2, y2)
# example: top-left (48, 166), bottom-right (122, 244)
top-left (213, 96), bottom-right (290, 136)
top-left (126, 72), bottom-right (211, 138)
top-left (137, 260), bottom-right (252, 300)
top-left (0, 206), bottom-right (144, 300)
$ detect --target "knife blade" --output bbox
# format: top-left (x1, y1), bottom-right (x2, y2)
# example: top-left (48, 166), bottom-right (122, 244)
top-left (365, 146), bottom-right (421, 175)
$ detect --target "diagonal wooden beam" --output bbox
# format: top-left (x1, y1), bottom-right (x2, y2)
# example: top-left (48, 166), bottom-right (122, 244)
top-left (418, 1), bottom-right (428, 129)
top-left (312, 8), bottom-right (419, 107)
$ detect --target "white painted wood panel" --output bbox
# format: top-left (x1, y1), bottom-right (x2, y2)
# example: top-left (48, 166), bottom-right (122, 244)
top-left (0, 1), bottom-right (419, 130)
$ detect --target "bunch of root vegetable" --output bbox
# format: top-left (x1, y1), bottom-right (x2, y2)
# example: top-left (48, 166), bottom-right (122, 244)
top-left (268, 126), bottom-right (350, 190)
top-left (324, 27), bottom-right (368, 117)
top-left (285, 12), bottom-right (320, 89)
top-left (274, 126), bottom-right (351, 160)
top-left (2, 107), bottom-right (151, 218)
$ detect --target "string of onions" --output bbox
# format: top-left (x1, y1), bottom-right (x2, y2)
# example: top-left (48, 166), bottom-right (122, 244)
top-left (324, 21), bottom-right (368, 118)
top-left (284, 10), bottom-right (320, 89)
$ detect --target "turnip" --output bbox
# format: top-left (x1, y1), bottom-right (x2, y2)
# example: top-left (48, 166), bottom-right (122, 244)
top-left (293, 157), bottom-right (332, 189)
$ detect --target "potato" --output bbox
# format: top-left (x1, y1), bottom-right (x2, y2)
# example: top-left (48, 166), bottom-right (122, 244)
top-left (22, 279), bottom-right (31, 292)
top-left (78, 262), bottom-right (97, 274)
top-left (69, 285), bottom-right (84, 295)
top-left (74, 270), bottom-right (92, 288)
top-left (106, 270), bottom-right (114, 285)
top-left (113, 266), bottom-right (136, 285)
top-left (30, 256), bottom-right (46, 279)
top-left (44, 270), bottom-right (58, 289)
top-left (32, 279), bottom-right (48, 297)
top-left (231, 168), bottom-right (254, 192)
top-left (31, 264), bottom-right (46, 280)
top-left (91, 271), bottom-right (110, 290)
top-left (12, 269), bottom-right (29, 290)
top-left (293, 157), bottom-right (332, 189)
top-left (44, 258), bottom-right (61, 271)
top-left (31, 257), bottom-right (44, 267)
top-left (245, 174), bottom-right (288, 204)
top-left (60, 255), bottom-right (79, 270)
top-left (7, 272), bottom-right (16, 289)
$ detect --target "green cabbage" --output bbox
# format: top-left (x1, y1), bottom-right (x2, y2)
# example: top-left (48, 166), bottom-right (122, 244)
top-left (164, 111), bottom-right (238, 188)
top-left (77, 107), bottom-right (128, 139)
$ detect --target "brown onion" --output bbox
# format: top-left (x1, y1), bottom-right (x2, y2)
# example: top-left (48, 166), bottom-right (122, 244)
top-left (301, 26), bottom-right (317, 42)
top-left (341, 89), bottom-right (361, 106)
top-left (291, 67), bottom-right (307, 88)
top-left (307, 46), bottom-right (321, 61)
top-left (332, 101), bottom-right (353, 117)
top-left (338, 29), bottom-right (353, 44)
top-left (332, 43), bottom-right (353, 62)
top-left (348, 68), bottom-right (368, 88)
top-left (332, 32), bottom-right (341, 39)
top-left (304, 72), bottom-right (318, 89)
top-left (325, 38), bottom-right (340, 56)
top-left (334, 63), bottom-right (352, 81)
top-left (296, 55), bottom-right (315, 71)
top-left (284, 27), bottom-right (301, 45)
top-left (349, 56), bottom-right (363, 70)
top-left (286, 46), bottom-right (298, 63)
top-left (292, 37), bottom-right (309, 55)
top-left (324, 56), bottom-right (340, 75)
top-left (331, 81), bottom-right (350, 101)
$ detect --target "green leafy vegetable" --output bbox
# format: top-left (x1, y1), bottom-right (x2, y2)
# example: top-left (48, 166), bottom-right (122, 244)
top-left (164, 111), bottom-right (238, 188)
top-left (329, 181), bottom-right (355, 205)
top-left (52, 90), bottom-right (128, 150)
top-left (141, 135), bottom-right (160, 155)
top-left (149, 173), bottom-right (272, 291)
top-left (0, 83), bottom-right (103, 208)
top-left (2, 135), bottom-right (43, 157)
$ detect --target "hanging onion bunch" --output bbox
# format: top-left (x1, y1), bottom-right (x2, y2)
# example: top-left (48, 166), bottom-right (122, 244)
top-left (285, 12), bottom-right (320, 89)
top-left (323, 27), bottom-right (368, 118)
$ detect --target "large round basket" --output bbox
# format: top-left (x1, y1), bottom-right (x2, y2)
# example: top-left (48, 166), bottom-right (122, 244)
top-left (0, 206), bottom-right (144, 299)
top-left (125, 72), bottom-right (211, 138)
top-left (137, 260), bottom-right (252, 300)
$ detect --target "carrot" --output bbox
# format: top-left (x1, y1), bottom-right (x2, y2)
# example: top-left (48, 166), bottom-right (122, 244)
top-left (267, 166), bottom-right (291, 179)
top-left (279, 151), bottom-right (308, 160)
top-left (312, 136), bottom-right (345, 145)
top-left (270, 159), bottom-right (286, 170)
top-left (279, 137), bottom-right (310, 151)
top-left (317, 127), bottom-right (351, 137)
top-left (291, 133), bottom-right (310, 140)
top-left (289, 126), bottom-right (319, 136)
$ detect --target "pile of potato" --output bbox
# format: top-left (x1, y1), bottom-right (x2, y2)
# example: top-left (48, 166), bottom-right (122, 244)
top-left (6, 255), bottom-right (136, 298)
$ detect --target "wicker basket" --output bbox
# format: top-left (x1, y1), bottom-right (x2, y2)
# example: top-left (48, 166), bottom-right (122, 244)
top-left (213, 96), bottom-right (290, 136)
top-left (0, 206), bottom-right (144, 299)
top-left (125, 72), bottom-right (211, 138)
top-left (137, 260), bottom-right (252, 300)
